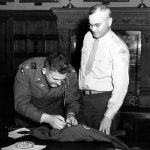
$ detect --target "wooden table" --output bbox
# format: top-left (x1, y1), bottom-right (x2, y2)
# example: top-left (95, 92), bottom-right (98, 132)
top-left (0, 133), bottom-right (116, 150)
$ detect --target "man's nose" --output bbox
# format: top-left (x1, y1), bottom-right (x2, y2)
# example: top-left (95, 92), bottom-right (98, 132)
top-left (57, 80), bottom-right (62, 86)
top-left (91, 26), bottom-right (97, 32)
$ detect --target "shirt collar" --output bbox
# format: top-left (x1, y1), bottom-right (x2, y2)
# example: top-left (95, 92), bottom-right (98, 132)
top-left (98, 29), bottom-right (113, 43)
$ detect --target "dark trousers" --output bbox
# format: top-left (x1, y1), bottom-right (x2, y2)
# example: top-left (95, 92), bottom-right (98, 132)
top-left (78, 92), bottom-right (119, 131)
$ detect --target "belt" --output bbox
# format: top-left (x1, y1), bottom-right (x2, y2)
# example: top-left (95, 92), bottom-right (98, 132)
top-left (82, 90), bottom-right (105, 95)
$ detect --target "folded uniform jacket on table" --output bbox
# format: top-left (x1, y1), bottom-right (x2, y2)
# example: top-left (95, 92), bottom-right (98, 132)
top-left (31, 124), bottom-right (129, 150)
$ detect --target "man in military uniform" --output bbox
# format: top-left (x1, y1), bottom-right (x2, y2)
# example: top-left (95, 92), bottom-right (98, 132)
top-left (14, 52), bottom-right (80, 129)
top-left (79, 4), bottom-right (130, 134)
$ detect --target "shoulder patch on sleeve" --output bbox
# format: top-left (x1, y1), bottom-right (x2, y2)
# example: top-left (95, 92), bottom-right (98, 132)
top-left (19, 66), bottom-right (24, 74)
top-left (71, 68), bottom-right (75, 73)
top-left (18, 58), bottom-right (36, 75)
top-left (118, 49), bottom-right (129, 65)
top-left (70, 67), bottom-right (77, 74)
top-left (118, 49), bottom-right (128, 55)
top-left (68, 65), bottom-right (76, 73)
top-left (20, 61), bottom-right (37, 70)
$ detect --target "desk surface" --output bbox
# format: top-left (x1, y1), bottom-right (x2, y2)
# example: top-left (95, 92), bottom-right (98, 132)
top-left (0, 135), bottom-right (115, 150)
top-left (121, 106), bottom-right (150, 120)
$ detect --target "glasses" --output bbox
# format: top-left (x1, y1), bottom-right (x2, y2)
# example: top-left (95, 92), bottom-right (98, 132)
top-left (89, 18), bottom-right (109, 29)
top-left (89, 23), bottom-right (101, 29)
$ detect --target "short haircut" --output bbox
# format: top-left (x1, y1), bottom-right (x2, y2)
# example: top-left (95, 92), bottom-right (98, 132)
top-left (89, 4), bottom-right (112, 18)
top-left (45, 52), bottom-right (70, 74)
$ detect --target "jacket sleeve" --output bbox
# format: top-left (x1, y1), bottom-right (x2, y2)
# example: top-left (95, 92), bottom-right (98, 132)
top-left (64, 67), bottom-right (80, 115)
top-left (14, 64), bottom-right (43, 123)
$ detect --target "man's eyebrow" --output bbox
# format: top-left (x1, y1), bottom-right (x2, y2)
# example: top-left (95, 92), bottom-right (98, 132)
top-left (52, 76), bottom-right (65, 80)
top-left (95, 23), bottom-right (101, 26)
top-left (89, 23), bottom-right (102, 26)
top-left (52, 76), bottom-right (59, 80)
top-left (89, 23), bottom-right (101, 25)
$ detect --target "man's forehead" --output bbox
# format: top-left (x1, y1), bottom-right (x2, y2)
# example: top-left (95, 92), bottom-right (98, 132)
top-left (50, 71), bottom-right (67, 80)
top-left (89, 10), bottom-right (109, 22)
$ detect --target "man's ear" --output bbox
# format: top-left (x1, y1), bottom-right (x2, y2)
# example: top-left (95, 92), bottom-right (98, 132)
top-left (108, 17), bottom-right (113, 27)
top-left (42, 68), bottom-right (46, 74)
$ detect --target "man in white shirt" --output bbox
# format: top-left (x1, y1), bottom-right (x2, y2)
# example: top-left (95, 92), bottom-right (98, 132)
top-left (79, 4), bottom-right (129, 135)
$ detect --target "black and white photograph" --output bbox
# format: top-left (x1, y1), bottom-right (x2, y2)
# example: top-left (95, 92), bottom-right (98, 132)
top-left (0, 0), bottom-right (150, 150)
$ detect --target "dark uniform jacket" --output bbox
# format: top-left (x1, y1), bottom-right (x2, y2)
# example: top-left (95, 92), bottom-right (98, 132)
top-left (14, 57), bottom-right (80, 127)
top-left (31, 124), bottom-right (129, 150)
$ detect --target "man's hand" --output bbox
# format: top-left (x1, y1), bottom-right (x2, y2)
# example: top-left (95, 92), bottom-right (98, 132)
top-left (43, 114), bottom-right (66, 130)
top-left (99, 116), bottom-right (112, 135)
top-left (66, 114), bottom-right (78, 126)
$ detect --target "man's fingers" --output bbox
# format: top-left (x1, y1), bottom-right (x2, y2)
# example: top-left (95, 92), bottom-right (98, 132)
top-left (57, 115), bottom-right (65, 122)
top-left (55, 121), bottom-right (66, 129)
top-left (73, 119), bottom-right (78, 125)
top-left (66, 117), bottom-right (78, 126)
top-left (53, 115), bottom-right (66, 129)
top-left (100, 127), bottom-right (110, 135)
top-left (99, 125), bottom-right (106, 134)
top-left (107, 128), bottom-right (110, 135)
top-left (99, 125), bottom-right (103, 132)
top-left (101, 127), bottom-right (105, 133)
top-left (58, 123), bottom-right (66, 129)
top-left (55, 124), bottom-right (63, 130)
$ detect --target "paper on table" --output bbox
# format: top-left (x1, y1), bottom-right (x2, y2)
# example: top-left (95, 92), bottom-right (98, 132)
top-left (8, 127), bottom-right (30, 139)
top-left (1, 143), bottom-right (46, 150)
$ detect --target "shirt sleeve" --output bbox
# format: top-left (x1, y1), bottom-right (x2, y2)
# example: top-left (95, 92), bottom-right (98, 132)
top-left (64, 68), bottom-right (80, 116)
top-left (14, 65), bottom-right (43, 123)
top-left (104, 47), bottom-right (130, 119)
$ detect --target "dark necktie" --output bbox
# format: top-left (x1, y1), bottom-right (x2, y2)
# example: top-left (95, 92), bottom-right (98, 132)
top-left (85, 39), bottom-right (99, 76)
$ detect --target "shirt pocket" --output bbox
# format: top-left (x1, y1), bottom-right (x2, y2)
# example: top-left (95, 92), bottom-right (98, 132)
top-left (93, 57), bottom-right (112, 77)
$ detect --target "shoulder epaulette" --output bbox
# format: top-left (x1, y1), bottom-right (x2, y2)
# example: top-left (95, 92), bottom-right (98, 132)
top-left (69, 65), bottom-right (76, 73)
top-left (19, 59), bottom-right (37, 71)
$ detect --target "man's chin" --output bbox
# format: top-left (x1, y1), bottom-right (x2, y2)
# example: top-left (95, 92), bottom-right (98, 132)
top-left (50, 84), bottom-right (58, 88)
top-left (93, 34), bottom-right (99, 39)
top-left (92, 33), bottom-right (101, 39)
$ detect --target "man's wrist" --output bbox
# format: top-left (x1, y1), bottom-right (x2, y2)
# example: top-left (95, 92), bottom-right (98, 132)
top-left (40, 113), bottom-right (49, 123)
top-left (104, 115), bottom-right (112, 121)
top-left (67, 112), bottom-right (75, 118)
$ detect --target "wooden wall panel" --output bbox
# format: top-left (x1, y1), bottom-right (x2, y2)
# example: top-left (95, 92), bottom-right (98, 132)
top-left (0, 10), bottom-right (58, 80)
